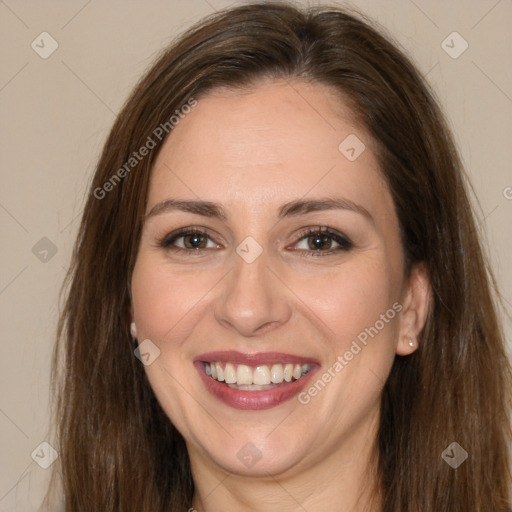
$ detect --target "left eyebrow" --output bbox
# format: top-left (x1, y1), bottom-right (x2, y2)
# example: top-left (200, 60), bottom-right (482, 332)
top-left (278, 198), bottom-right (374, 224)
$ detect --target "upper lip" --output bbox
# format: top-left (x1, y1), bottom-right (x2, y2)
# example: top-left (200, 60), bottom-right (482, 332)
top-left (195, 351), bottom-right (319, 366)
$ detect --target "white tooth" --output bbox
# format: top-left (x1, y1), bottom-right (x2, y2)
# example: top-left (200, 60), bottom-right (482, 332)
top-left (301, 364), bottom-right (311, 375)
top-left (237, 364), bottom-right (253, 385)
top-left (226, 383), bottom-right (276, 391)
top-left (209, 360), bottom-right (311, 385)
top-left (270, 364), bottom-right (284, 384)
top-left (253, 365), bottom-right (271, 385)
top-left (224, 363), bottom-right (236, 384)
top-left (215, 362), bottom-right (223, 381)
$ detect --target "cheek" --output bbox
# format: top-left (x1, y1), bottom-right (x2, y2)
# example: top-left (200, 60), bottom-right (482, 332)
top-left (292, 259), bottom-right (400, 428)
top-left (291, 257), bottom-right (399, 348)
top-left (130, 256), bottom-right (217, 433)
top-left (130, 256), bottom-right (220, 347)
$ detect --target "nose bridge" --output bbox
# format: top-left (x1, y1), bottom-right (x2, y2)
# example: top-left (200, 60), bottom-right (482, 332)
top-left (214, 246), bottom-right (291, 337)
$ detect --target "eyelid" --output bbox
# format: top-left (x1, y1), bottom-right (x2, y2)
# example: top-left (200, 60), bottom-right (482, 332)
top-left (288, 226), bottom-right (353, 254)
top-left (157, 225), bottom-right (353, 255)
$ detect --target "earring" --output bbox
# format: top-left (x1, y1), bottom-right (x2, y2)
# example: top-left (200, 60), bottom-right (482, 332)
top-left (408, 336), bottom-right (416, 347)
top-left (130, 322), bottom-right (137, 339)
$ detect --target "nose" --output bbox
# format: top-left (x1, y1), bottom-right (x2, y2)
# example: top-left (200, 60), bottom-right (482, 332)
top-left (214, 250), bottom-right (292, 338)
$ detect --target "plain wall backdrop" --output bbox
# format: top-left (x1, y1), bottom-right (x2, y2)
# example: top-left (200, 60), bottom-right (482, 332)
top-left (0, 0), bottom-right (511, 509)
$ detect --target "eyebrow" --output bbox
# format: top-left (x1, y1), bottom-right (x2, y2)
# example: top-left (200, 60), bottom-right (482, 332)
top-left (145, 197), bottom-right (373, 223)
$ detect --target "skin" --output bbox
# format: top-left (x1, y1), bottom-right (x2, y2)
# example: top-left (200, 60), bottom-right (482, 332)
top-left (130, 79), bottom-right (431, 511)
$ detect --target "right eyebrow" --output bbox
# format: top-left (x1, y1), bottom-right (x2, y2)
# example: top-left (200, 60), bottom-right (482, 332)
top-left (145, 199), bottom-right (228, 221)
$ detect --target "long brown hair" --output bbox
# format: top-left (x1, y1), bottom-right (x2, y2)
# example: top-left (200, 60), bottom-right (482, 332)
top-left (47, 2), bottom-right (512, 510)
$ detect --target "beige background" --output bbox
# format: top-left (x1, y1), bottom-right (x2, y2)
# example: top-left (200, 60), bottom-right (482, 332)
top-left (0, 0), bottom-right (511, 509)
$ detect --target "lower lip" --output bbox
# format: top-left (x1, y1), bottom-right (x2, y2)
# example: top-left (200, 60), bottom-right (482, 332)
top-left (194, 362), bottom-right (318, 410)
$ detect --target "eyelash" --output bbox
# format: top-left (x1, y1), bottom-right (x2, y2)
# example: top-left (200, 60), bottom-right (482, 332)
top-left (156, 226), bottom-right (353, 257)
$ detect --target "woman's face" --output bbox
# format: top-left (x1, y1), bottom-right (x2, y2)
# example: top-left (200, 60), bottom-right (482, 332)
top-left (131, 80), bottom-right (427, 478)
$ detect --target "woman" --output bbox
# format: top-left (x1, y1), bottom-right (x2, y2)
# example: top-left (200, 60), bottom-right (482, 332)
top-left (46, 2), bottom-right (512, 511)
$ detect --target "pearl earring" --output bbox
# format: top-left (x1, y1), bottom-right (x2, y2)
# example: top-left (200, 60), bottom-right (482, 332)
top-left (408, 336), bottom-right (415, 347)
top-left (130, 322), bottom-right (137, 338)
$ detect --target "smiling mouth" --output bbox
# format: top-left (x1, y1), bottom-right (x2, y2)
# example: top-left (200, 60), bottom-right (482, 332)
top-left (203, 362), bottom-right (312, 390)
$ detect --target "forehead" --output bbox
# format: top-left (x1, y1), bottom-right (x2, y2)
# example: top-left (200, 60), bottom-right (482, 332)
top-left (148, 79), bottom-right (391, 221)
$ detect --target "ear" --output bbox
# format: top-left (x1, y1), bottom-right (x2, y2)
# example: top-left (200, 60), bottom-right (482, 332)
top-left (127, 284), bottom-right (136, 336)
top-left (396, 262), bottom-right (431, 356)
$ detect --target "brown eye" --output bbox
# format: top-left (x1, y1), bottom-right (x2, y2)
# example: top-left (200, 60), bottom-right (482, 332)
top-left (182, 232), bottom-right (208, 249)
top-left (292, 227), bottom-right (353, 255)
top-left (159, 228), bottom-right (220, 251)
top-left (306, 233), bottom-right (335, 251)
